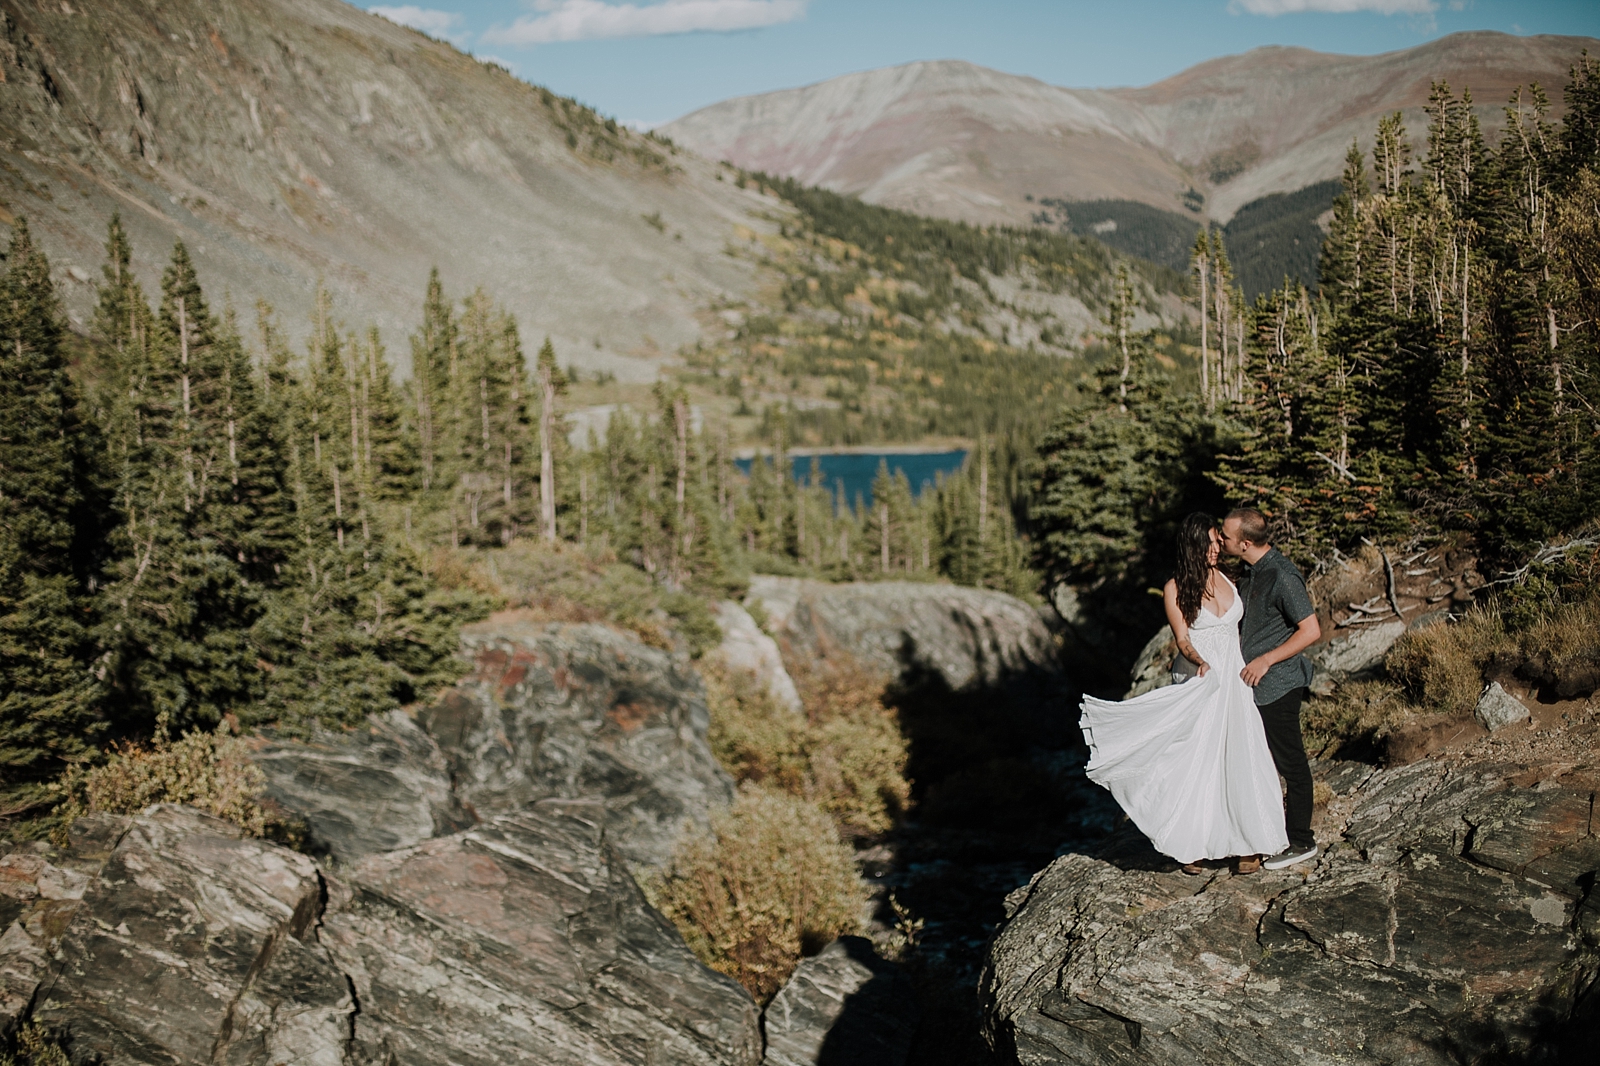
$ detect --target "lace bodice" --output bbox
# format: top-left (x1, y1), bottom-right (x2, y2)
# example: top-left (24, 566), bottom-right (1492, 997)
top-left (1187, 575), bottom-right (1242, 660)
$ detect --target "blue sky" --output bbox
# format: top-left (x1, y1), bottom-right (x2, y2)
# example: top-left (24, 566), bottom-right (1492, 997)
top-left (362, 0), bottom-right (1600, 128)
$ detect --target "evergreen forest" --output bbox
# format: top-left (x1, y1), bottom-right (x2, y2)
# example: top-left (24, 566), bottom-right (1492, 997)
top-left (0, 203), bottom-right (1044, 813)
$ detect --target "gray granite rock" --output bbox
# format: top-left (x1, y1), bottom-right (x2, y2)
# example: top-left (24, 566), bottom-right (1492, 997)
top-left (6, 801), bottom-right (763, 1066)
top-left (416, 620), bottom-right (734, 868)
top-left (1124, 625), bottom-right (1177, 697)
top-left (246, 708), bottom-right (472, 864)
top-left (980, 757), bottom-right (1600, 1064)
top-left (711, 600), bottom-right (803, 713)
top-left (1475, 681), bottom-right (1530, 732)
top-left (1309, 618), bottom-right (1407, 693)
top-left (761, 937), bottom-right (917, 1066)
top-left (747, 576), bottom-right (1059, 692)
top-left (323, 799), bottom-right (762, 1066)
top-left (32, 806), bottom-right (354, 1065)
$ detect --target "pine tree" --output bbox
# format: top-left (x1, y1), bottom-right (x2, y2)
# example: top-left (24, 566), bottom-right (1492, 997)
top-left (97, 242), bottom-right (277, 732)
top-left (0, 219), bottom-right (103, 788)
top-left (409, 268), bottom-right (455, 494)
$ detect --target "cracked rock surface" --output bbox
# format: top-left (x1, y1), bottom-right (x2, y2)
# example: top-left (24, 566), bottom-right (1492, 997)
top-left (1, 802), bottom-right (760, 1066)
top-left (980, 752), bottom-right (1600, 1064)
top-left (254, 620), bottom-right (734, 870)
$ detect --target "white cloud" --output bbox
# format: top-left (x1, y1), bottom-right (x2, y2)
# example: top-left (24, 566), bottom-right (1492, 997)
top-left (1230, 0), bottom-right (1436, 14)
top-left (482, 0), bottom-right (807, 46)
top-left (369, 6), bottom-right (464, 39)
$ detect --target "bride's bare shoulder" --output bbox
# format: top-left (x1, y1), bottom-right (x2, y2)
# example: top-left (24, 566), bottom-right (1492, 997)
top-left (1162, 577), bottom-right (1177, 595)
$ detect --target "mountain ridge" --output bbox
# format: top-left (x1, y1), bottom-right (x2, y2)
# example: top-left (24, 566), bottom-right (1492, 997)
top-left (0, 0), bottom-right (781, 378)
top-left (662, 31), bottom-right (1597, 227)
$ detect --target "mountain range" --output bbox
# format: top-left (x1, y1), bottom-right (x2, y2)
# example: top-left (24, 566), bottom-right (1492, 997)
top-left (662, 32), bottom-right (1596, 230)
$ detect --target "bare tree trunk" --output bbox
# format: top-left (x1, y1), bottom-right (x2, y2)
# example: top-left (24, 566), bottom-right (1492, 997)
top-left (879, 502), bottom-right (889, 572)
top-left (1198, 248), bottom-right (1210, 407)
top-left (539, 361), bottom-right (556, 541)
top-left (178, 296), bottom-right (194, 510)
top-left (332, 463), bottom-right (345, 551)
top-left (977, 435), bottom-right (989, 546)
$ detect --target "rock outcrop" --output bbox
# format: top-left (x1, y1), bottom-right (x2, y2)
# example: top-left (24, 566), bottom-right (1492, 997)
top-left (253, 620), bottom-right (733, 870)
top-left (2, 802), bottom-right (761, 1065)
top-left (710, 601), bottom-right (803, 713)
top-left (325, 799), bottom-right (761, 1066)
top-left (24, 806), bottom-right (354, 1063)
top-left (747, 576), bottom-right (1058, 693)
top-left (760, 937), bottom-right (918, 1066)
top-left (980, 746), bottom-right (1600, 1064)
top-left (417, 620), bottom-right (734, 869)
top-left (247, 708), bottom-right (471, 864)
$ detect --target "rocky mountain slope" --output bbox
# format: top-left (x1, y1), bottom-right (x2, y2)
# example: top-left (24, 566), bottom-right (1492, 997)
top-left (662, 32), bottom-right (1595, 227)
top-left (0, 0), bottom-right (779, 378)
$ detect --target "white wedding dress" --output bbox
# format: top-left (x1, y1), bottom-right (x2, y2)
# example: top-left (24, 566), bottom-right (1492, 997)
top-left (1080, 576), bottom-right (1289, 864)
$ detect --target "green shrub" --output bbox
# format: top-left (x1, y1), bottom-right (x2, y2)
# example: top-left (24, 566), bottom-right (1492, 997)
top-left (0, 1025), bottom-right (68, 1066)
top-left (53, 729), bottom-right (299, 845)
top-left (644, 786), bottom-right (867, 1003)
top-left (473, 540), bottom-right (727, 655)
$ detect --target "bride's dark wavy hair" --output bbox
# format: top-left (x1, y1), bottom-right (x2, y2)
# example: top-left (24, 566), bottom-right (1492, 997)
top-left (1173, 512), bottom-right (1217, 625)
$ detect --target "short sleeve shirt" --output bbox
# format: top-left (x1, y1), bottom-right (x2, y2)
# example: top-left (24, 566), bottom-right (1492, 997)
top-left (1238, 548), bottom-right (1317, 706)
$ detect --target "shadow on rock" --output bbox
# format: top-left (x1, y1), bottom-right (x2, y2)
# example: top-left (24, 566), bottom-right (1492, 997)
top-left (876, 643), bottom-right (1117, 1066)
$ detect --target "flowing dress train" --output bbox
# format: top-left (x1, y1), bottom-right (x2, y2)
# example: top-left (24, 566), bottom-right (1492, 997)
top-left (1079, 577), bottom-right (1288, 864)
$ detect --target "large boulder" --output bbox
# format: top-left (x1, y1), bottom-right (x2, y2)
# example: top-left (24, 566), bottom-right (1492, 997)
top-left (4, 802), bottom-right (762, 1066)
top-left (246, 708), bottom-right (472, 865)
top-left (979, 754), bottom-right (1600, 1064)
top-left (29, 805), bottom-right (354, 1065)
top-left (746, 576), bottom-right (1058, 692)
top-left (322, 799), bottom-right (762, 1066)
top-left (1124, 625), bottom-right (1177, 698)
top-left (415, 620), bottom-right (734, 868)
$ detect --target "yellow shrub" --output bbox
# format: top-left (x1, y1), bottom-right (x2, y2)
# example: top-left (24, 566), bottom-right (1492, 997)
top-left (1385, 607), bottom-right (1515, 715)
top-left (1, 1025), bottom-right (69, 1066)
top-left (701, 658), bottom-right (909, 837)
top-left (1302, 680), bottom-right (1416, 757)
top-left (644, 787), bottom-right (867, 1003)
top-left (54, 729), bottom-right (295, 843)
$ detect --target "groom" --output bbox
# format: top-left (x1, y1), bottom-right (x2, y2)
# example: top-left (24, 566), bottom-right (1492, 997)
top-left (1220, 507), bottom-right (1322, 871)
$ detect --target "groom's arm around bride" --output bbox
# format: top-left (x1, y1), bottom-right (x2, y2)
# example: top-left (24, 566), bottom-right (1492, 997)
top-left (1220, 508), bottom-right (1322, 870)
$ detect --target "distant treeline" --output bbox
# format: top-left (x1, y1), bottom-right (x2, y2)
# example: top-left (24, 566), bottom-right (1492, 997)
top-left (1033, 181), bottom-right (1343, 299)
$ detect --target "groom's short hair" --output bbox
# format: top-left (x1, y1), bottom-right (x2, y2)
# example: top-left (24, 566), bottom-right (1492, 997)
top-left (1226, 507), bottom-right (1271, 546)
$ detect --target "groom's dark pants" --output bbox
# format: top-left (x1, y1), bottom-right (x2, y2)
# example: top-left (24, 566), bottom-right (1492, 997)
top-left (1257, 687), bottom-right (1314, 851)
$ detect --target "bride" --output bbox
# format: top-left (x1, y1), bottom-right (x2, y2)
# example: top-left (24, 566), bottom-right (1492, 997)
top-left (1079, 513), bottom-right (1288, 873)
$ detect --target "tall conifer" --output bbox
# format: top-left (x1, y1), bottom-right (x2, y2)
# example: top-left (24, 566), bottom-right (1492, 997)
top-left (0, 220), bottom-right (102, 786)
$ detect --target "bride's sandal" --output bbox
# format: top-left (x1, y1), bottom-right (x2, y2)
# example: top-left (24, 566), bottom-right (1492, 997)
top-left (1233, 855), bottom-right (1262, 875)
top-left (1180, 861), bottom-right (1206, 876)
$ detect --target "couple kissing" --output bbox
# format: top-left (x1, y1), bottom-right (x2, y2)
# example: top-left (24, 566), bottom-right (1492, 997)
top-left (1080, 507), bottom-right (1321, 875)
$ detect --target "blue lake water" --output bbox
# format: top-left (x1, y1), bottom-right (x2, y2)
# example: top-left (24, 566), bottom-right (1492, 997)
top-left (734, 451), bottom-right (968, 512)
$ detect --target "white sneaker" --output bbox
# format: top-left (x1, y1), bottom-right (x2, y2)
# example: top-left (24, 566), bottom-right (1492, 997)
top-left (1263, 844), bottom-right (1318, 871)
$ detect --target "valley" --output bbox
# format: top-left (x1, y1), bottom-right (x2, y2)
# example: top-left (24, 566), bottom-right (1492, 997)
top-left (1, 3), bottom-right (1598, 1064)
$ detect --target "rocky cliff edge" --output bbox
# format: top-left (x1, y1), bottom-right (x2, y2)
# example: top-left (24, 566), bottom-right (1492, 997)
top-left (979, 722), bottom-right (1600, 1064)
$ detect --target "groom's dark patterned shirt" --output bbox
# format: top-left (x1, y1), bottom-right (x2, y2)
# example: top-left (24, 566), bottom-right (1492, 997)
top-left (1238, 547), bottom-right (1316, 706)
